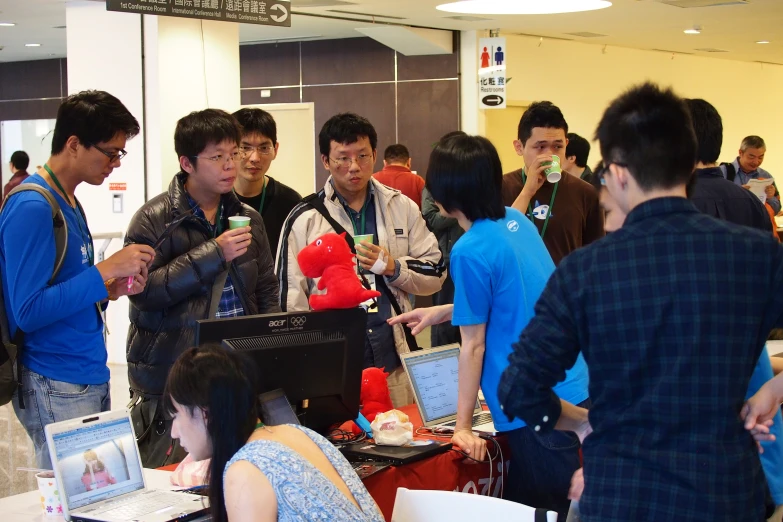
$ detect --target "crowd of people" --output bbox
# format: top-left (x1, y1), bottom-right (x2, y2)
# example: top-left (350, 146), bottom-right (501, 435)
top-left (0, 81), bottom-right (781, 521)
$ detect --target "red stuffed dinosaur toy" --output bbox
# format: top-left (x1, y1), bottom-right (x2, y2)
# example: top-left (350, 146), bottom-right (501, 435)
top-left (352, 367), bottom-right (394, 435)
top-left (297, 232), bottom-right (381, 310)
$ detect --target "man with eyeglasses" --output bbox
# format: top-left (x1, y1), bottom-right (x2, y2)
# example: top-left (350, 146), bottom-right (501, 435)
top-left (276, 113), bottom-right (445, 406)
top-left (0, 90), bottom-right (156, 469)
top-left (232, 108), bottom-right (301, 255)
top-left (125, 109), bottom-right (280, 467)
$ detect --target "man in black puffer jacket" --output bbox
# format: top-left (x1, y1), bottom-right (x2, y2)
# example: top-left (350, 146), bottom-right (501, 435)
top-left (124, 109), bottom-right (280, 466)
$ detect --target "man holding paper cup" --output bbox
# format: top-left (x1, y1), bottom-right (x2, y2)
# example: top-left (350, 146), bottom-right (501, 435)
top-left (124, 109), bottom-right (280, 467)
top-left (276, 113), bottom-right (445, 406)
top-left (501, 102), bottom-right (605, 265)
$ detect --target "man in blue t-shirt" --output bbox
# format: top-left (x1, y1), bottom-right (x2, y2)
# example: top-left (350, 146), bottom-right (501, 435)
top-left (0, 91), bottom-right (155, 468)
top-left (390, 133), bottom-right (589, 519)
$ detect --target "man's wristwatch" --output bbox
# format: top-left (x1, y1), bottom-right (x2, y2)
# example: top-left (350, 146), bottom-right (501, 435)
top-left (104, 279), bottom-right (118, 301)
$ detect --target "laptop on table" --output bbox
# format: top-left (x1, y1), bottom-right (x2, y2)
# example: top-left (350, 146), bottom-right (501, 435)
top-left (45, 410), bottom-right (208, 522)
top-left (400, 344), bottom-right (498, 436)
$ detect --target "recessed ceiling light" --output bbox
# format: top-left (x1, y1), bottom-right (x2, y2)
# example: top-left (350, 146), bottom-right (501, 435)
top-left (684, 28), bottom-right (701, 35)
top-left (436, 0), bottom-right (612, 15)
top-left (25, 43), bottom-right (41, 47)
top-left (756, 40), bottom-right (770, 44)
top-left (0, 22), bottom-right (16, 27)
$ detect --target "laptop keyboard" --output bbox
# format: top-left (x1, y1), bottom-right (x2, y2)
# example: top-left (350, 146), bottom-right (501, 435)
top-left (441, 412), bottom-right (493, 429)
top-left (91, 491), bottom-right (187, 520)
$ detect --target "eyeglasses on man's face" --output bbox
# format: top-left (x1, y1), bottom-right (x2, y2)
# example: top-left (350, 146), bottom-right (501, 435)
top-left (239, 144), bottom-right (275, 157)
top-left (91, 144), bottom-right (127, 163)
top-left (595, 161), bottom-right (628, 186)
top-left (191, 151), bottom-right (242, 165)
top-left (329, 153), bottom-right (374, 170)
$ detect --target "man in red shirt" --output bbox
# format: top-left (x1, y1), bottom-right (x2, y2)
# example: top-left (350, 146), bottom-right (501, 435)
top-left (4, 150), bottom-right (30, 199)
top-left (374, 144), bottom-right (424, 209)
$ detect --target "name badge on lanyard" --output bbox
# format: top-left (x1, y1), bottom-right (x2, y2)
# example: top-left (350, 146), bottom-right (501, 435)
top-left (357, 270), bottom-right (379, 313)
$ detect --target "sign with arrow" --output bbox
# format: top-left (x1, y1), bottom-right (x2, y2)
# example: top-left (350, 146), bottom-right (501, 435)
top-left (105, 0), bottom-right (292, 28)
top-left (478, 36), bottom-right (506, 109)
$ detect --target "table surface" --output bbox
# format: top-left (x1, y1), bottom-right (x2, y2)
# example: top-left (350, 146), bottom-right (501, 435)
top-left (0, 469), bottom-right (181, 522)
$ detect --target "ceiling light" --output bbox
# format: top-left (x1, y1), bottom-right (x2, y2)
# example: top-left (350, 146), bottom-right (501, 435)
top-left (0, 22), bottom-right (16, 27)
top-left (436, 0), bottom-right (612, 15)
top-left (756, 40), bottom-right (770, 44)
top-left (25, 43), bottom-right (41, 47)
top-left (684, 27), bottom-right (701, 34)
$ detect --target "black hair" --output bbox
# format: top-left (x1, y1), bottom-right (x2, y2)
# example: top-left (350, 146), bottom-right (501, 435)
top-left (51, 90), bottom-right (139, 155)
top-left (232, 108), bottom-right (277, 144)
top-left (426, 134), bottom-right (505, 222)
top-left (685, 99), bottom-right (722, 165)
top-left (384, 144), bottom-right (410, 164)
top-left (517, 101), bottom-right (568, 144)
top-left (565, 133), bottom-right (590, 168)
top-left (595, 82), bottom-right (696, 192)
top-left (163, 346), bottom-right (259, 522)
top-left (318, 113), bottom-right (377, 157)
top-left (10, 150), bottom-right (29, 171)
top-left (174, 109), bottom-right (242, 163)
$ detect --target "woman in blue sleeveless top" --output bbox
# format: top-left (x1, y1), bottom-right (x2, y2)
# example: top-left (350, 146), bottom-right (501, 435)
top-left (163, 345), bottom-right (384, 522)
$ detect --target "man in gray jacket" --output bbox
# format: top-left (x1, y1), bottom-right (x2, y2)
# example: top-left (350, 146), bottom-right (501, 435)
top-left (276, 113), bottom-right (445, 406)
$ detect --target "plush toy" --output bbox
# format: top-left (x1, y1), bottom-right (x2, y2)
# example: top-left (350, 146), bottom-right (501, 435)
top-left (297, 232), bottom-right (380, 310)
top-left (352, 367), bottom-right (394, 435)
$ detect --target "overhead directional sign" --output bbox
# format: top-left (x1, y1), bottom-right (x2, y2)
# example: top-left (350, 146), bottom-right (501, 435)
top-left (478, 36), bottom-right (506, 110)
top-left (105, 0), bottom-right (292, 28)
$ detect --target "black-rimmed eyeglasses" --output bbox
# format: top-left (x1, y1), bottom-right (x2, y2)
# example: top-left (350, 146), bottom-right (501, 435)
top-left (92, 144), bottom-right (128, 162)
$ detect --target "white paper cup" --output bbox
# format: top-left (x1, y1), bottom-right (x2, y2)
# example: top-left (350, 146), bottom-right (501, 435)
top-left (36, 471), bottom-right (63, 517)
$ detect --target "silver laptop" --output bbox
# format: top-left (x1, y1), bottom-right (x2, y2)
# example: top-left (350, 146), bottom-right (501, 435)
top-left (45, 409), bottom-right (208, 522)
top-left (400, 344), bottom-right (497, 435)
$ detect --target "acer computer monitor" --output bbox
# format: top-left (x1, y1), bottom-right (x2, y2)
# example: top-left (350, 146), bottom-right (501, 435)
top-left (195, 308), bottom-right (367, 433)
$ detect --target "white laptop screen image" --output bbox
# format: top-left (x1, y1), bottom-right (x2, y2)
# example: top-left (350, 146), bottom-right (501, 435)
top-left (51, 416), bottom-right (145, 510)
top-left (405, 346), bottom-right (464, 424)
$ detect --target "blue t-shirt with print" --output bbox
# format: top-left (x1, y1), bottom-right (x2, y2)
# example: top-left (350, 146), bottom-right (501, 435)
top-left (0, 175), bottom-right (108, 385)
top-left (451, 207), bottom-right (589, 432)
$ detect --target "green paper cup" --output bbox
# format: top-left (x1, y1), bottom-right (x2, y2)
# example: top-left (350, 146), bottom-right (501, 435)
top-left (229, 216), bottom-right (251, 229)
top-left (545, 155), bottom-right (562, 183)
top-left (354, 234), bottom-right (374, 274)
top-left (354, 234), bottom-right (374, 248)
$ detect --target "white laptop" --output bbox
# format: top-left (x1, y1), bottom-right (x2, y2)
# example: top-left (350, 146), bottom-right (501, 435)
top-left (45, 409), bottom-right (209, 522)
top-left (400, 344), bottom-right (497, 435)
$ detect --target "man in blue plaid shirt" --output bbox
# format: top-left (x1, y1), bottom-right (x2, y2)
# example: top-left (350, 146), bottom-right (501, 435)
top-left (498, 83), bottom-right (783, 521)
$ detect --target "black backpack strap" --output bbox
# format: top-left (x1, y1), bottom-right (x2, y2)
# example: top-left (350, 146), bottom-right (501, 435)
top-left (722, 162), bottom-right (737, 183)
top-left (302, 193), bottom-right (420, 352)
top-left (534, 508), bottom-right (550, 522)
top-left (2, 184), bottom-right (69, 284)
top-left (0, 184), bottom-right (70, 408)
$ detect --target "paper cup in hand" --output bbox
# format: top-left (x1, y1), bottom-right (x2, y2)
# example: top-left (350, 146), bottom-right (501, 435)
top-left (36, 471), bottom-right (63, 517)
top-left (228, 216), bottom-right (251, 230)
top-left (545, 155), bottom-right (562, 183)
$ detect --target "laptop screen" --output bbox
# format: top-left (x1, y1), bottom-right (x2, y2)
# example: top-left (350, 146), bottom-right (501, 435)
top-left (51, 416), bottom-right (145, 510)
top-left (259, 389), bottom-right (300, 426)
top-left (405, 346), bottom-right (479, 424)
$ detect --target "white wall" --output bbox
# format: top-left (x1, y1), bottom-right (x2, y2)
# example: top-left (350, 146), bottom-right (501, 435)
top-left (470, 33), bottom-right (783, 178)
top-left (66, 2), bottom-right (147, 365)
top-left (144, 15), bottom-right (241, 196)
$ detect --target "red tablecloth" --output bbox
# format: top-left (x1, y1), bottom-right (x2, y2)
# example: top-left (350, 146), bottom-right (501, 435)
top-left (359, 404), bottom-right (509, 521)
top-left (160, 404), bottom-right (509, 522)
